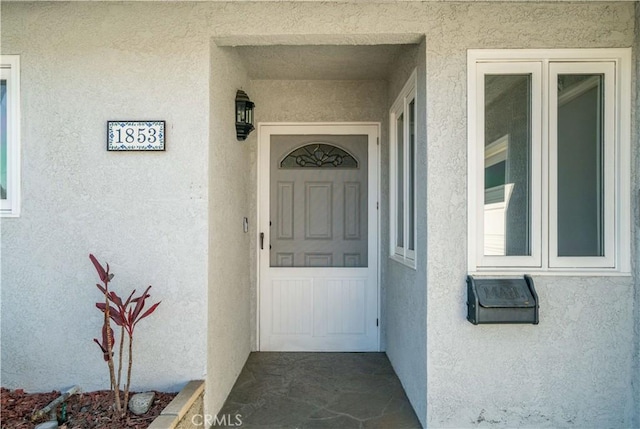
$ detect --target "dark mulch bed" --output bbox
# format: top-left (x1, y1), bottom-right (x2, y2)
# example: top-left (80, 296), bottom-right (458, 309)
top-left (1, 387), bottom-right (177, 429)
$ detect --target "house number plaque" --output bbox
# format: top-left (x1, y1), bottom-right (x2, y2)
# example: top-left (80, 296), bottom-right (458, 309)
top-left (107, 121), bottom-right (165, 151)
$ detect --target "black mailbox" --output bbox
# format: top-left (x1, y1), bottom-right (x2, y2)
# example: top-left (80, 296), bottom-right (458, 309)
top-left (467, 275), bottom-right (539, 325)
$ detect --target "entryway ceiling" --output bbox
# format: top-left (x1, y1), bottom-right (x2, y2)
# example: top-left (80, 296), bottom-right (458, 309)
top-left (234, 44), bottom-right (415, 80)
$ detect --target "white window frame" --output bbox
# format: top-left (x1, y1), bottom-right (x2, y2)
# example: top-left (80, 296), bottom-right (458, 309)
top-left (467, 49), bottom-right (631, 275)
top-left (474, 61), bottom-right (543, 269)
top-left (389, 69), bottom-right (417, 268)
top-left (1, 55), bottom-right (21, 217)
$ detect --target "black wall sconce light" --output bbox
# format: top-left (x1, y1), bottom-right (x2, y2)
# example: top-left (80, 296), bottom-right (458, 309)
top-left (235, 90), bottom-right (255, 141)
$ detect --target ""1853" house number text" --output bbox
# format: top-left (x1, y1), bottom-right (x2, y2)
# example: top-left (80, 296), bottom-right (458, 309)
top-left (107, 121), bottom-right (165, 151)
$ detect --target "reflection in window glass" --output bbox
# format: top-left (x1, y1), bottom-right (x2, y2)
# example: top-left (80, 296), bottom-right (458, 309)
top-left (483, 74), bottom-right (531, 256)
top-left (396, 113), bottom-right (404, 248)
top-left (408, 100), bottom-right (415, 252)
top-left (557, 74), bottom-right (604, 256)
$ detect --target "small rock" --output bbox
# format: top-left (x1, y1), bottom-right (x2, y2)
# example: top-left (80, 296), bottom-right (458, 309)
top-left (35, 422), bottom-right (58, 429)
top-left (128, 391), bottom-right (155, 415)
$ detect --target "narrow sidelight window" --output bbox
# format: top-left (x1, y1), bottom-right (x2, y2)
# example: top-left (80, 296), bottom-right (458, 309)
top-left (396, 113), bottom-right (404, 249)
top-left (390, 70), bottom-right (417, 267)
top-left (408, 99), bottom-right (416, 252)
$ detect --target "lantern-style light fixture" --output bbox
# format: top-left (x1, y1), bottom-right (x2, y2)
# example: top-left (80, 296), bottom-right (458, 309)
top-left (235, 90), bottom-right (255, 141)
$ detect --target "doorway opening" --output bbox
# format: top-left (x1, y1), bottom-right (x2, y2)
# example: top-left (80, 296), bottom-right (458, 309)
top-left (258, 123), bottom-right (380, 351)
top-left (221, 41), bottom-right (423, 353)
top-left (208, 36), bottom-right (426, 424)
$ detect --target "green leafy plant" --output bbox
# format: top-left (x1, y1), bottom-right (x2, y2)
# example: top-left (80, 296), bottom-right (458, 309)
top-left (90, 254), bottom-right (161, 417)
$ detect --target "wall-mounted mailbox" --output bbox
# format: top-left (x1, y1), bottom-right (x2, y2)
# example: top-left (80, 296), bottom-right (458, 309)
top-left (467, 275), bottom-right (539, 325)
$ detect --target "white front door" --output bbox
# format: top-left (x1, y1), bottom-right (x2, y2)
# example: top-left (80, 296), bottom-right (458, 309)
top-left (259, 123), bottom-right (379, 351)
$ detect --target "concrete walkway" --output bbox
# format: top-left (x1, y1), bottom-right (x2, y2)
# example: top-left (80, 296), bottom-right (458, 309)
top-left (216, 352), bottom-right (422, 428)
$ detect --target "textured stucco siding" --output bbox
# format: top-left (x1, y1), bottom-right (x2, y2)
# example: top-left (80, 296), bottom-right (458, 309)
top-left (207, 46), bottom-right (253, 415)
top-left (424, 3), bottom-right (636, 428)
top-left (384, 40), bottom-right (429, 425)
top-left (0, 2), bottom-right (209, 393)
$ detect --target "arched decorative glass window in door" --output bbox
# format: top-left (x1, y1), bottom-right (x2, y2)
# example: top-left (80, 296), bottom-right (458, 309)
top-left (280, 142), bottom-right (359, 169)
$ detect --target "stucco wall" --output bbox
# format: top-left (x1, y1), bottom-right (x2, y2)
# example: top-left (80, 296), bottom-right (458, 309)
top-left (424, 2), bottom-right (636, 427)
top-left (0, 2), bottom-right (209, 392)
top-left (207, 46), bottom-right (253, 415)
top-left (384, 41), bottom-right (429, 427)
top-left (1, 2), bottom-right (636, 428)
top-left (251, 80), bottom-right (387, 125)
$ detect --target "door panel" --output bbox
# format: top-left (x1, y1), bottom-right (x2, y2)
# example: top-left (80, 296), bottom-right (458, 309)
top-left (344, 182), bottom-right (362, 240)
top-left (305, 182), bottom-right (333, 240)
top-left (271, 279), bottom-right (313, 335)
top-left (276, 182), bottom-right (294, 240)
top-left (259, 124), bottom-right (379, 352)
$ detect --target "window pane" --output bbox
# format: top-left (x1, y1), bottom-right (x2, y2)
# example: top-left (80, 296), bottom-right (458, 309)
top-left (280, 143), bottom-right (358, 168)
top-left (1, 80), bottom-right (7, 200)
top-left (483, 75), bottom-right (531, 256)
top-left (269, 135), bottom-right (369, 267)
top-left (557, 74), bottom-right (604, 257)
top-left (408, 100), bottom-right (415, 251)
top-left (396, 113), bottom-right (404, 249)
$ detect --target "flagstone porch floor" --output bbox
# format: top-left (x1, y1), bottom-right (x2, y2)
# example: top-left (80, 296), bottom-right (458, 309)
top-left (216, 352), bottom-right (422, 429)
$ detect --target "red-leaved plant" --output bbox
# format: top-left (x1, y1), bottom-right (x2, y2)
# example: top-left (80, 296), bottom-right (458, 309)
top-left (90, 254), bottom-right (161, 417)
